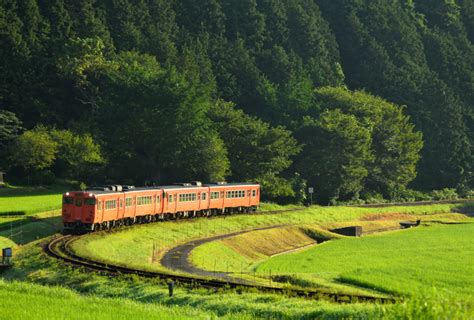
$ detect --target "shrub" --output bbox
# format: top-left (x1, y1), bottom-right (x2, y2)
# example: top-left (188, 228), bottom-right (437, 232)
top-left (430, 188), bottom-right (459, 201)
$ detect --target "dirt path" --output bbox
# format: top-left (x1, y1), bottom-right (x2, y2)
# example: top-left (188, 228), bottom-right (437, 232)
top-left (160, 224), bottom-right (287, 283)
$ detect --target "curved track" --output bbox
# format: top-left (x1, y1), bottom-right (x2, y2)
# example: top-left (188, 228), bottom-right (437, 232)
top-left (161, 224), bottom-right (288, 283)
top-left (45, 234), bottom-right (394, 304)
top-left (44, 200), bottom-right (474, 303)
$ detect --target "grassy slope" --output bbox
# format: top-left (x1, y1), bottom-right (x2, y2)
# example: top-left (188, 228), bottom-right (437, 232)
top-left (0, 280), bottom-right (218, 320)
top-left (71, 203), bottom-right (472, 273)
top-left (190, 225), bottom-right (322, 273)
top-left (2, 243), bottom-right (377, 320)
top-left (257, 223), bottom-right (474, 300)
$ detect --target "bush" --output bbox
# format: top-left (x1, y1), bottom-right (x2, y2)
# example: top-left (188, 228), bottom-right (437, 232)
top-left (362, 192), bottom-right (387, 204)
top-left (430, 188), bottom-right (459, 201)
top-left (388, 187), bottom-right (432, 202)
top-left (31, 170), bottom-right (56, 185)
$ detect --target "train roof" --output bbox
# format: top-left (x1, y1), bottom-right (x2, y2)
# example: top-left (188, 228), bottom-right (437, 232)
top-left (67, 182), bottom-right (259, 195)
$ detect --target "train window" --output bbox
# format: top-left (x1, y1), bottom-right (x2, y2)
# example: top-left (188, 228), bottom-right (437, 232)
top-left (126, 197), bottom-right (132, 207)
top-left (98, 200), bottom-right (102, 210)
top-left (105, 200), bottom-right (117, 210)
top-left (252, 190), bottom-right (256, 197)
top-left (75, 199), bottom-right (82, 207)
top-left (169, 194), bottom-right (173, 203)
top-left (84, 198), bottom-right (96, 206)
top-left (120, 199), bottom-right (123, 208)
top-left (63, 197), bottom-right (74, 204)
top-left (202, 193), bottom-right (207, 200)
top-left (157, 195), bottom-right (160, 203)
top-left (210, 192), bottom-right (219, 199)
top-left (248, 191), bottom-right (251, 196)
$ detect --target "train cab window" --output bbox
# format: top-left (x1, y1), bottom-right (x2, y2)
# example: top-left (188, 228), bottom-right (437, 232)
top-left (64, 197), bottom-right (73, 204)
top-left (252, 190), bottom-right (256, 197)
top-left (202, 193), bottom-right (207, 200)
top-left (75, 199), bottom-right (82, 207)
top-left (84, 198), bottom-right (96, 206)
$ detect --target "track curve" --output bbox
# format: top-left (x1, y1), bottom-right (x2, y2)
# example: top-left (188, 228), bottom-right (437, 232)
top-left (45, 233), bottom-right (395, 304)
top-left (161, 224), bottom-right (288, 283)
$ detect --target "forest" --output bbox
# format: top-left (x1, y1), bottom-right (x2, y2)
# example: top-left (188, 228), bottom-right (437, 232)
top-left (0, 0), bottom-right (472, 203)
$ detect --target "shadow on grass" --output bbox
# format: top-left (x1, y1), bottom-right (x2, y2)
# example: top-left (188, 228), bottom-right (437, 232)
top-left (0, 216), bottom-right (62, 246)
top-left (452, 202), bottom-right (474, 216)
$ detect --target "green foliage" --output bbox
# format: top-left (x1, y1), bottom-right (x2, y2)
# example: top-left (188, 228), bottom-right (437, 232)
top-left (0, 0), bottom-right (472, 197)
top-left (209, 100), bottom-right (300, 198)
top-left (314, 87), bottom-right (424, 197)
top-left (0, 110), bottom-right (22, 145)
top-left (6, 126), bottom-right (103, 183)
top-left (8, 127), bottom-right (58, 172)
top-left (50, 129), bottom-right (104, 180)
top-left (295, 110), bottom-right (372, 203)
top-left (430, 188), bottom-right (459, 201)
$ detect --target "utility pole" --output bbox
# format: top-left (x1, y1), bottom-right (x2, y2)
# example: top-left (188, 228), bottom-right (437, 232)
top-left (308, 187), bottom-right (314, 206)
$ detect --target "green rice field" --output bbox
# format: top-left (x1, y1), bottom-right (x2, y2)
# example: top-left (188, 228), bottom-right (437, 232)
top-left (71, 203), bottom-right (472, 273)
top-left (0, 186), bottom-right (65, 215)
top-left (257, 223), bottom-right (474, 299)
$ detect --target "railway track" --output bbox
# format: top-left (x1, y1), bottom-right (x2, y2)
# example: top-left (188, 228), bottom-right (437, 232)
top-left (45, 234), bottom-right (395, 304)
top-left (45, 200), bottom-right (474, 304)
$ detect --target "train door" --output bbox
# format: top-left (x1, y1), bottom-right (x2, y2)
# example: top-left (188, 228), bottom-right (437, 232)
top-left (165, 192), bottom-right (176, 213)
top-left (119, 196), bottom-right (124, 219)
top-left (73, 194), bottom-right (83, 222)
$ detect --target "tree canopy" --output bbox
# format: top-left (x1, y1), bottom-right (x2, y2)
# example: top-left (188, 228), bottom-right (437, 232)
top-left (0, 0), bottom-right (472, 200)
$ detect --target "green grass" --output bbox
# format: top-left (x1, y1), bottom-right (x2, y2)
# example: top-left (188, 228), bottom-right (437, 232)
top-left (257, 223), bottom-right (474, 301)
top-left (2, 243), bottom-right (379, 320)
top-left (71, 203), bottom-right (472, 274)
top-left (0, 185), bottom-right (65, 215)
top-left (0, 280), bottom-right (226, 320)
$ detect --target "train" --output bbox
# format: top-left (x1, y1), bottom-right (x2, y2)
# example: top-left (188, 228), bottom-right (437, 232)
top-left (62, 182), bottom-right (260, 232)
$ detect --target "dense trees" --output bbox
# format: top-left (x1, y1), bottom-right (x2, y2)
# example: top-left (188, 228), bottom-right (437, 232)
top-left (0, 0), bottom-right (472, 201)
top-left (7, 127), bottom-right (103, 183)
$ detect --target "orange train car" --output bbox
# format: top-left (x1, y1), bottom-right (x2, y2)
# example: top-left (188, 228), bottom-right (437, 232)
top-left (62, 182), bottom-right (260, 232)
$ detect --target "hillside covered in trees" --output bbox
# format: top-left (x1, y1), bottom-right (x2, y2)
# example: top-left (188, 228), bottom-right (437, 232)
top-left (0, 0), bottom-right (472, 203)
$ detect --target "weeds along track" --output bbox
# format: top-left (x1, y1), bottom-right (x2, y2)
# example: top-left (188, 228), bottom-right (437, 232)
top-left (45, 234), bottom-right (395, 304)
